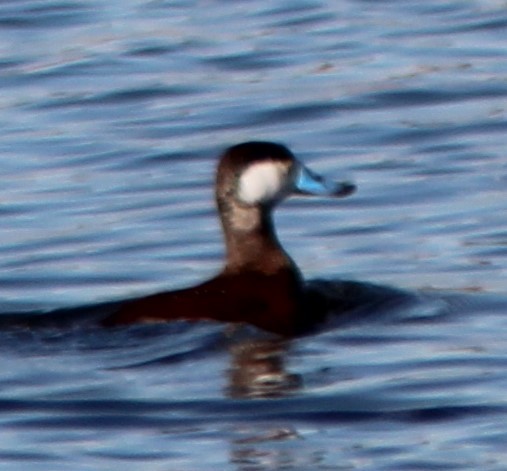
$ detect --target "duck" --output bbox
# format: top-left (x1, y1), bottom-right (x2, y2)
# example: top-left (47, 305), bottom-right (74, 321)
top-left (102, 141), bottom-right (356, 335)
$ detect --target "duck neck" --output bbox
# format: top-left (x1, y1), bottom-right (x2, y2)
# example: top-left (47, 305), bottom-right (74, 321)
top-left (219, 202), bottom-right (297, 276)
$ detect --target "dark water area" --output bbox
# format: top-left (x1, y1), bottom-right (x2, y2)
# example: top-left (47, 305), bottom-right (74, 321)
top-left (2, 0), bottom-right (507, 469)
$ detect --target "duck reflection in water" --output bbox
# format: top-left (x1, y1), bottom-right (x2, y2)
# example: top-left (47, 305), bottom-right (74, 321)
top-left (227, 337), bottom-right (300, 398)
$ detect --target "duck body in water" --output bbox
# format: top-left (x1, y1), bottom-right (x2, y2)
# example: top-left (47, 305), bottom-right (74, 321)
top-left (102, 141), bottom-right (359, 335)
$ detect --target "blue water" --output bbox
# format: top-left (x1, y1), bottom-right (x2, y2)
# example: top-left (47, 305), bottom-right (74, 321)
top-left (2, 0), bottom-right (507, 469)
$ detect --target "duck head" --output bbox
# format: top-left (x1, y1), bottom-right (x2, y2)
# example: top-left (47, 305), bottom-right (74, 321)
top-left (215, 142), bottom-right (355, 274)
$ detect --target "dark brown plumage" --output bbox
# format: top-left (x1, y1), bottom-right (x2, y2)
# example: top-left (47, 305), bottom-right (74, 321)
top-left (102, 142), bottom-right (355, 335)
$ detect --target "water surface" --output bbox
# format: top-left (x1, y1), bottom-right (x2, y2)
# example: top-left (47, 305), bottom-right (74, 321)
top-left (1, 0), bottom-right (507, 469)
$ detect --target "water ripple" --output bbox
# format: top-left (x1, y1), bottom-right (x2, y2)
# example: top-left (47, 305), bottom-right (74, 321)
top-left (2, 0), bottom-right (507, 469)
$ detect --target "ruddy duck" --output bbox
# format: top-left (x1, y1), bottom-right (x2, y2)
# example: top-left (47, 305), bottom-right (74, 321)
top-left (102, 142), bottom-right (356, 335)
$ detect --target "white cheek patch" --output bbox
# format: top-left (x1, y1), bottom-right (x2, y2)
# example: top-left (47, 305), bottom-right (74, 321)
top-left (238, 162), bottom-right (291, 205)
